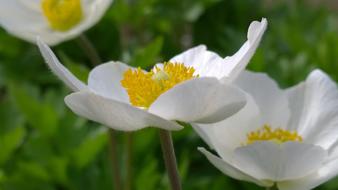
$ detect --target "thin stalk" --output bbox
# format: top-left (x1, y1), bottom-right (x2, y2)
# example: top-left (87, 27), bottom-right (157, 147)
top-left (158, 129), bottom-right (182, 190)
top-left (109, 130), bottom-right (123, 190)
top-left (124, 133), bottom-right (133, 190)
top-left (76, 34), bottom-right (102, 66)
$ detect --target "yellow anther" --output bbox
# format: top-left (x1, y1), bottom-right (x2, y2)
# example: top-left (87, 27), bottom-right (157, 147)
top-left (245, 124), bottom-right (303, 145)
top-left (42, 0), bottom-right (83, 31)
top-left (121, 62), bottom-right (198, 108)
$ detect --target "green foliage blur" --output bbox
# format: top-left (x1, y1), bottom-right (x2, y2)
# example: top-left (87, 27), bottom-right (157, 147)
top-left (0, 0), bottom-right (338, 189)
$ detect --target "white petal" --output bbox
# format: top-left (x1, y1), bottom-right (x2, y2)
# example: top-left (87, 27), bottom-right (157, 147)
top-left (222, 18), bottom-right (268, 81)
top-left (88, 61), bottom-right (130, 103)
top-left (278, 158), bottom-right (338, 190)
top-left (198, 147), bottom-right (273, 187)
top-left (192, 123), bottom-right (215, 149)
top-left (286, 69), bottom-right (338, 149)
top-left (64, 90), bottom-right (183, 131)
top-left (285, 82), bottom-right (305, 132)
top-left (193, 93), bottom-right (261, 160)
top-left (37, 38), bottom-right (87, 92)
top-left (148, 77), bottom-right (246, 123)
top-left (235, 71), bottom-right (290, 128)
top-left (170, 45), bottom-right (225, 78)
top-left (170, 18), bottom-right (267, 80)
top-left (0, 0), bottom-right (48, 43)
top-left (233, 141), bottom-right (327, 181)
top-left (195, 71), bottom-right (289, 159)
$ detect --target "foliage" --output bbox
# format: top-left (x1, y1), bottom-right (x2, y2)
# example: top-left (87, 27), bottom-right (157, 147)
top-left (1, 0), bottom-right (338, 189)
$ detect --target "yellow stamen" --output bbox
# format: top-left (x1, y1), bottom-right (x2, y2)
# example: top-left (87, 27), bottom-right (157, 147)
top-left (121, 62), bottom-right (198, 108)
top-left (245, 124), bottom-right (303, 145)
top-left (42, 0), bottom-right (83, 31)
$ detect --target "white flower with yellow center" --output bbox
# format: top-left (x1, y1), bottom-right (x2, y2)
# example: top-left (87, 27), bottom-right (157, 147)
top-left (0, 0), bottom-right (112, 45)
top-left (37, 18), bottom-right (267, 131)
top-left (194, 69), bottom-right (338, 190)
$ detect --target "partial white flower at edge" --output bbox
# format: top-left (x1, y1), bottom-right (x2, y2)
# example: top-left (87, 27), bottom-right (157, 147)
top-left (194, 69), bottom-right (338, 190)
top-left (0, 0), bottom-right (112, 46)
top-left (37, 18), bottom-right (267, 132)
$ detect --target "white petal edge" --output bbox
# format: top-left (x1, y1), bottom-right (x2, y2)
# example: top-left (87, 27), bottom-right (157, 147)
top-left (233, 141), bottom-right (327, 181)
top-left (170, 18), bottom-right (267, 81)
top-left (235, 71), bottom-right (290, 128)
top-left (65, 90), bottom-right (183, 131)
top-left (0, 0), bottom-right (48, 44)
top-left (193, 93), bottom-right (261, 159)
top-left (148, 77), bottom-right (246, 123)
top-left (278, 158), bottom-right (338, 190)
top-left (286, 69), bottom-right (338, 150)
top-left (222, 18), bottom-right (268, 81)
top-left (170, 45), bottom-right (225, 78)
top-left (198, 147), bottom-right (273, 187)
top-left (88, 61), bottom-right (131, 103)
top-left (37, 38), bottom-right (87, 92)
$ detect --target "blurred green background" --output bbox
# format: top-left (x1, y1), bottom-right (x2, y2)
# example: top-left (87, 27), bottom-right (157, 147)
top-left (1, 0), bottom-right (338, 189)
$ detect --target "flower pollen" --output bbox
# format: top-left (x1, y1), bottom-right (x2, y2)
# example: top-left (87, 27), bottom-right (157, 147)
top-left (42, 0), bottom-right (83, 31)
top-left (121, 62), bottom-right (198, 108)
top-left (245, 124), bottom-right (303, 145)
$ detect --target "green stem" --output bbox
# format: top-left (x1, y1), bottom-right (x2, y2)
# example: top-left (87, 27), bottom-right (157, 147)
top-left (76, 34), bottom-right (102, 66)
top-left (158, 129), bottom-right (182, 190)
top-left (124, 133), bottom-right (133, 190)
top-left (109, 130), bottom-right (123, 190)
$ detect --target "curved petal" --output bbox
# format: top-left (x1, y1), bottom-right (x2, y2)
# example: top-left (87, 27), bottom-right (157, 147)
top-left (195, 71), bottom-right (289, 157)
top-left (64, 90), bottom-right (183, 131)
top-left (198, 147), bottom-right (273, 187)
top-left (278, 158), bottom-right (338, 190)
top-left (235, 71), bottom-right (290, 128)
top-left (88, 61), bottom-right (131, 103)
top-left (170, 18), bottom-right (267, 81)
top-left (222, 18), bottom-right (268, 81)
top-left (170, 45), bottom-right (225, 78)
top-left (148, 77), bottom-right (246, 123)
top-left (192, 123), bottom-right (215, 149)
top-left (233, 141), bottom-right (327, 181)
top-left (0, 0), bottom-right (49, 43)
top-left (286, 69), bottom-right (338, 149)
top-left (37, 38), bottom-right (87, 92)
top-left (193, 93), bottom-right (261, 157)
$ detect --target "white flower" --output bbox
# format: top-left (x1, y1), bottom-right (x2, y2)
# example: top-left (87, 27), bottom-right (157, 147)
top-left (37, 18), bottom-right (267, 131)
top-left (194, 69), bottom-right (338, 190)
top-left (0, 0), bottom-right (112, 45)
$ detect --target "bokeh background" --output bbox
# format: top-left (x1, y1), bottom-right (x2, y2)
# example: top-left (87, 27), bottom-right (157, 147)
top-left (1, 0), bottom-right (338, 189)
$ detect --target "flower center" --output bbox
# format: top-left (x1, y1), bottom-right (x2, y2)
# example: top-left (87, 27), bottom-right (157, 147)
top-left (121, 62), bottom-right (198, 108)
top-left (245, 124), bottom-right (303, 145)
top-left (41, 0), bottom-right (83, 31)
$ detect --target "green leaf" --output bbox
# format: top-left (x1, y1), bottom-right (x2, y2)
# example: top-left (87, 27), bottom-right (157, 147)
top-left (135, 161), bottom-right (161, 190)
top-left (9, 83), bottom-right (58, 136)
top-left (17, 161), bottom-right (50, 182)
top-left (72, 128), bottom-right (108, 169)
top-left (0, 126), bottom-right (25, 165)
top-left (47, 157), bottom-right (69, 185)
top-left (130, 37), bottom-right (164, 69)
